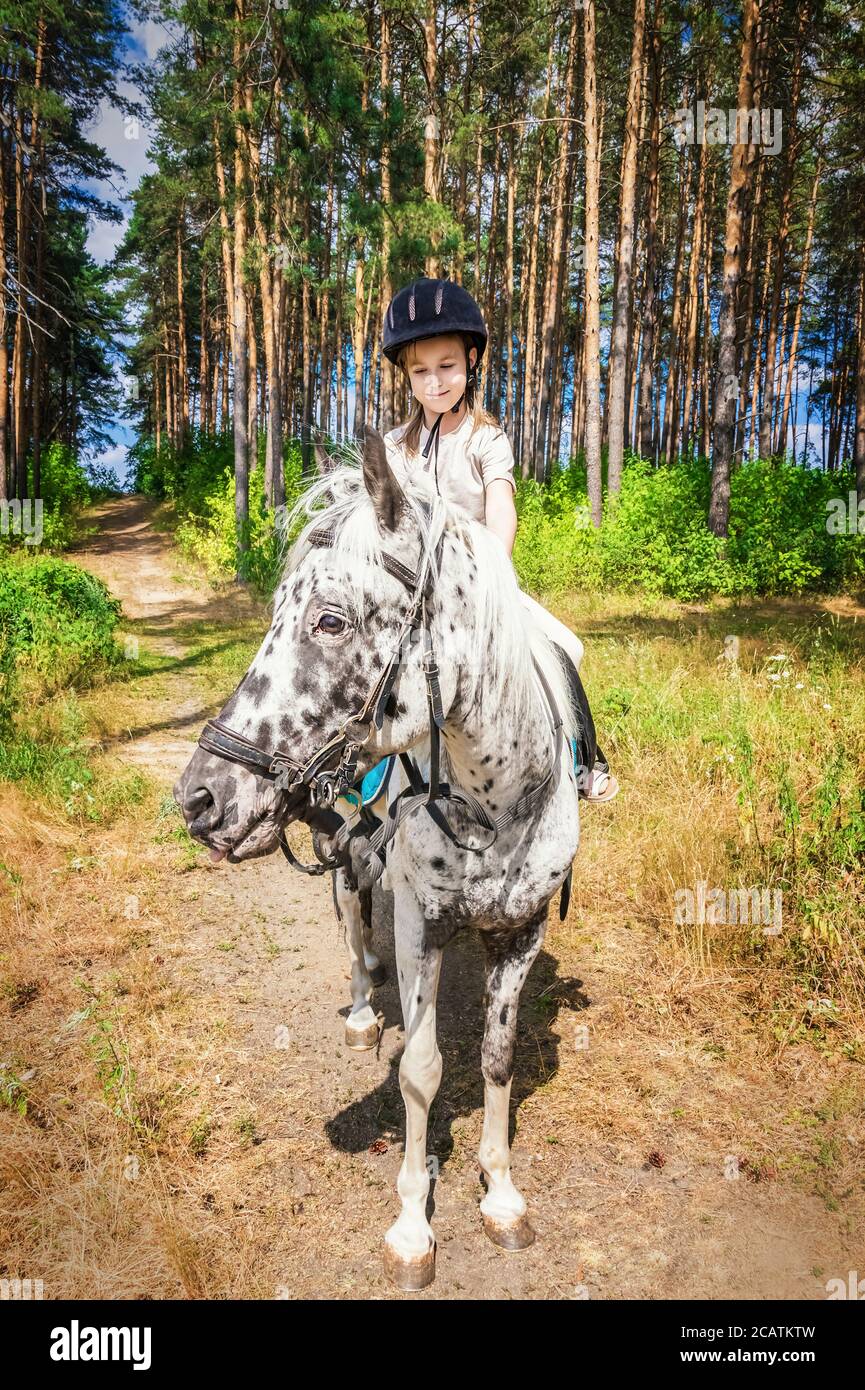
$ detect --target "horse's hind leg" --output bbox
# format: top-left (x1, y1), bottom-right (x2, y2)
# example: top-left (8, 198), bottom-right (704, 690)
top-left (478, 912), bottom-right (546, 1249)
top-left (333, 870), bottom-right (380, 1051)
top-left (361, 890), bottom-right (387, 987)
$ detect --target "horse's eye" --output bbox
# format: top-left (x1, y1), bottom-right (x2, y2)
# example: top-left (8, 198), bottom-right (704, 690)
top-left (317, 613), bottom-right (347, 636)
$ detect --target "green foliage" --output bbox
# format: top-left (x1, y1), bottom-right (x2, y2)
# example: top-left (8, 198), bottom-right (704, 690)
top-left (0, 444), bottom-right (119, 553)
top-left (133, 435), bottom-right (865, 603)
top-left (513, 456), bottom-right (865, 601)
top-left (129, 429), bottom-right (307, 590)
top-left (0, 554), bottom-right (122, 729)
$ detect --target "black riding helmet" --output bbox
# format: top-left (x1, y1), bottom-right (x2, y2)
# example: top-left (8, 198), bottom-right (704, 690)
top-left (382, 277), bottom-right (488, 367)
top-left (382, 278), bottom-right (488, 464)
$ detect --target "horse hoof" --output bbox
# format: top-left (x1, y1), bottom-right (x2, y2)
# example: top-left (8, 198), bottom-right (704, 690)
top-left (344, 1019), bottom-right (380, 1051)
top-left (482, 1212), bottom-right (536, 1250)
top-left (383, 1242), bottom-right (436, 1290)
top-left (369, 962), bottom-right (387, 988)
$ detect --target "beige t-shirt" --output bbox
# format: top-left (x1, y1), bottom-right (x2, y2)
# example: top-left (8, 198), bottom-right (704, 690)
top-left (383, 414), bottom-right (516, 525)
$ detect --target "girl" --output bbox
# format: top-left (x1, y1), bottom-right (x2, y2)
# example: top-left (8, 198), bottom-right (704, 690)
top-left (380, 276), bottom-right (617, 802)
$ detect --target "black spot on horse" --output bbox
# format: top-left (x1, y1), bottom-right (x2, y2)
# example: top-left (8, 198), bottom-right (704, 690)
top-left (431, 856), bottom-right (446, 871)
top-left (242, 671), bottom-right (271, 703)
top-left (499, 1004), bottom-right (509, 1025)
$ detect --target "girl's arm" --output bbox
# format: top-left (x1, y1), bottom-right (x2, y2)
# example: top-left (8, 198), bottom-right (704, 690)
top-left (484, 479), bottom-right (518, 557)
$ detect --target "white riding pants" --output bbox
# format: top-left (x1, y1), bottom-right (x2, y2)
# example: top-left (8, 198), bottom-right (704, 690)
top-left (518, 590), bottom-right (584, 673)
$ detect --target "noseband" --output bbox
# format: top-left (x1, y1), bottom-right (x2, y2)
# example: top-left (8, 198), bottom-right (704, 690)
top-left (197, 506), bottom-right (573, 915)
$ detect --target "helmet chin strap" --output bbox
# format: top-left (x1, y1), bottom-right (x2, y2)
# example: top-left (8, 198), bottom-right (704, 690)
top-left (418, 344), bottom-right (479, 489)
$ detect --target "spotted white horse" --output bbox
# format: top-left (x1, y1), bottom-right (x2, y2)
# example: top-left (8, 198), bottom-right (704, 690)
top-left (175, 429), bottom-right (581, 1289)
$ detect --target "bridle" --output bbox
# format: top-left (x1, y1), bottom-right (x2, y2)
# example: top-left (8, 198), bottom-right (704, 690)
top-left (197, 504), bottom-right (573, 914)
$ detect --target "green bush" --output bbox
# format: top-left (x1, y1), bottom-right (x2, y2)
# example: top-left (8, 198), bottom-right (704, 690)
top-left (0, 554), bottom-right (122, 727)
top-left (513, 455), bottom-right (865, 601)
top-left (0, 444), bottom-right (120, 553)
top-left (133, 432), bottom-right (865, 602)
top-left (129, 429), bottom-right (307, 590)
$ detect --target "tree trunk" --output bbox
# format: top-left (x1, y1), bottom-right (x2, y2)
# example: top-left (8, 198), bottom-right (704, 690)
top-left (504, 127), bottom-right (518, 437)
top-left (749, 241), bottom-right (773, 458)
top-left (535, 3), bottom-right (580, 482)
top-left (379, 9), bottom-right (395, 434)
top-left (777, 160), bottom-right (821, 456)
top-left (423, 0), bottom-right (441, 277)
top-left (709, 0), bottom-right (760, 536)
top-left (518, 46), bottom-right (553, 476)
top-left (318, 162), bottom-right (335, 441)
top-left (850, 242), bottom-right (864, 498)
top-left (176, 218), bottom-right (189, 448)
top-left (484, 124), bottom-right (502, 413)
top-left (638, 0), bottom-right (663, 462)
top-left (758, 7), bottom-right (807, 459)
top-left (232, 4), bottom-right (250, 571)
top-left (605, 0), bottom-right (647, 493)
top-left (0, 128), bottom-right (8, 499)
top-left (681, 139), bottom-right (708, 458)
top-left (243, 105), bottom-right (284, 508)
top-left (661, 140), bottom-right (694, 462)
top-left (199, 258), bottom-right (210, 434)
top-left (734, 154), bottom-right (765, 461)
top-left (247, 282), bottom-right (258, 476)
top-left (584, 0), bottom-right (603, 526)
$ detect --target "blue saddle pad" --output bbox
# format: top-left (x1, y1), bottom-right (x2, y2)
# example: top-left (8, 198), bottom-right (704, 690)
top-left (341, 754), bottom-right (396, 810)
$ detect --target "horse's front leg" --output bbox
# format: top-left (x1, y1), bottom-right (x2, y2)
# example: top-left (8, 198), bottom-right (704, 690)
top-left (332, 869), bottom-right (380, 1051)
top-left (478, 911), bottom-right (546, 1249)
top-left (383, 860), bottom-right (443, 1290)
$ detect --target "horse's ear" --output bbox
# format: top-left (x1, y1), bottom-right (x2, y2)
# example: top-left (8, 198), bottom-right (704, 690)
top-left (360, 426), bottom-right (407, 533)
top-left (315, 442), bottom-right (337, 474)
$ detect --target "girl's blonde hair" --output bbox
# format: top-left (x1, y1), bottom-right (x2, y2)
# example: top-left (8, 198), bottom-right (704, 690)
top-left (395, 332), bottom-right (501, 457)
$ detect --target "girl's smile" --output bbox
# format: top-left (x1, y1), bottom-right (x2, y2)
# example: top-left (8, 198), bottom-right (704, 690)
top-left (406, 333), bottom-right (478, 432)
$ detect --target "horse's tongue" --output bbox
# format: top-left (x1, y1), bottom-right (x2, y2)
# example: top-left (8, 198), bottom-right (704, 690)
top-left (209, 847), bottom-right (228, 864)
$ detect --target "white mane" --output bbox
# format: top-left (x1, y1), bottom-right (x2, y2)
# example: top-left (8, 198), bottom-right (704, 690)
top-left (279, 455), bottom-right (580, 748)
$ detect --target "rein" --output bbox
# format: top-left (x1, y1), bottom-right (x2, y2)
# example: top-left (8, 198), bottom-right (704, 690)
top-left (197, 507), bottom-right (572, 913)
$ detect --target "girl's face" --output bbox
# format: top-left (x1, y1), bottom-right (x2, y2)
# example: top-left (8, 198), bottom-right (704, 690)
top-left (403, 334), bottom-right (478, 414)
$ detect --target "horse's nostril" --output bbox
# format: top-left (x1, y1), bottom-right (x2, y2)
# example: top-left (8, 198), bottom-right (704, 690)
top-left (186, 785), bottom-right (216, 820)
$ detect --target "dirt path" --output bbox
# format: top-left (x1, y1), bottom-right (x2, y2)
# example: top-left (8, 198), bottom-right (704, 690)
top-left (58, 497), bottom-right (862, 1301)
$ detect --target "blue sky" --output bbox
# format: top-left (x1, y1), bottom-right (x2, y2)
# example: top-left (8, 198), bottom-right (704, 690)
top-left (83, 7), bottom-right (170, 484)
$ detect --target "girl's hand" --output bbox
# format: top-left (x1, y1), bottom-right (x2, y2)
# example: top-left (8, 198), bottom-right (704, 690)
top-left (484, 480), bottom-right (518, 557)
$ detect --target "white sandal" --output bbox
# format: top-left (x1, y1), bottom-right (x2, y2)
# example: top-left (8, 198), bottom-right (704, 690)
top-left (583, 766), bottom-right (620, 803)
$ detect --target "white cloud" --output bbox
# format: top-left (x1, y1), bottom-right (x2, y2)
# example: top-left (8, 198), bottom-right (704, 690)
top-left (83, 77), bottom-right (157, 265)
top-left (90, 440), bottom-right (131, 486)
top-left (127, 16), bottom-right (177, 63)
top-left (82, 11), bottom-right (183, 266)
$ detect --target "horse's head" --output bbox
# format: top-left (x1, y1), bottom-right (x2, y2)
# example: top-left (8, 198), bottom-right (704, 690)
top-left (174, 428), bottom-right (457, 862)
